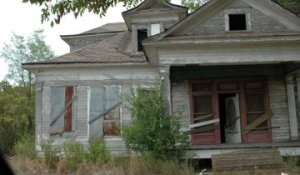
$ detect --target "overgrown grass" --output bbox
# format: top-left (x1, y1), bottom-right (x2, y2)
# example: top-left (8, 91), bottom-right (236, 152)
top-left (9, 138), bottom-right (194, 174)
top-left (283, 156), bottom-right (300, 175)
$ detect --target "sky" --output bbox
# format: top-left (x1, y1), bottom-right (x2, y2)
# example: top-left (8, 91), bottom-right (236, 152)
top-left (0, 1), bottom-right (128, 81)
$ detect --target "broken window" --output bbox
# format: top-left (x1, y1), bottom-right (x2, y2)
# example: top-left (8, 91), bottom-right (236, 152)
top-left (229, 14), bottom-right (247, 31)
top-left (137, 29), bottom-right (147, 52)
top-left (89, 86), bottom-right (121, 139)
top-left (50, 86), bottom-right (77, 136)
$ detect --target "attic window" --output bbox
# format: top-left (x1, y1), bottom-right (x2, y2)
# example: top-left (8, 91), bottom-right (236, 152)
top-left (229, 14), bottom-right (247, 31)
top-left (137, 29), bottom-right (147, 52)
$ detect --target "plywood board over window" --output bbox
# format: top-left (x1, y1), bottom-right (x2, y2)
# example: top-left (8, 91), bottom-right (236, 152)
top-left (50, 86), bottom-right (77, 137)
top-left (88, 86), bottom-right (121, 140)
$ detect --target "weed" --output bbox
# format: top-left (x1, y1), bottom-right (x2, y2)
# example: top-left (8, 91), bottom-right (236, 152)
top-left (14, 134), bottom-right (36, 159)
top-left (85, 139), bottom-right (111, 164)
top-left (62, 140), bottom-right (85, 170)
top-left (41, 140), bottom-right (60, 169)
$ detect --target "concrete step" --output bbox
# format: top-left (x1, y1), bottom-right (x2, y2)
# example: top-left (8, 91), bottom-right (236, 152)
top-left (212, 149), bottom-right (284, 173)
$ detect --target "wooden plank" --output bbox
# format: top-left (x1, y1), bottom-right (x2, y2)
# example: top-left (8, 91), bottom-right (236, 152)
top-left (242, 111), bottom-right (272, 135)
top-left (191, 125), bottom-right (218, 134)
top-left (64, 86), bottom-right (73, 132)
top-left (50, 95), bottom-right (77, 127)
top-left (189, 118), bottom-right (219, 129)
top-left (89, 86), bottom-right (105, 139)
top-left (50, 87), bottom-right (65, 132)
top-left (194, 114), bottom-right (214, 122)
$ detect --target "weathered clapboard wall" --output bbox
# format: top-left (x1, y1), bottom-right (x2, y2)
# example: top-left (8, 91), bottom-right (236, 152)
top-left (171, 80), bottom-right (190, 130)
top-left (187, 0), bottom-right (291, 35)
top-left (170, 76), bottom-right (292, 142)
top-left (269, 76), bottom-right (290, 142)
top-left (35, 64), bottom-right (158, 154)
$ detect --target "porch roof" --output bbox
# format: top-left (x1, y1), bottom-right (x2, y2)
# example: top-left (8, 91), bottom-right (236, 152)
top-left (170, 63), bottom-right (300, 80)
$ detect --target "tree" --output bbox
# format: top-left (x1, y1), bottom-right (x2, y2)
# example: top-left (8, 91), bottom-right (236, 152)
top-left (1, 30), bottom-right (54, 105)
top-left (181, 0), bottom-right (210, 12)
top-left (0, 81), bottom-right (34, 154)
top-left (22, 0), bottom-right (143, 26)
top-left (122, 81), bottom-right (190, 160)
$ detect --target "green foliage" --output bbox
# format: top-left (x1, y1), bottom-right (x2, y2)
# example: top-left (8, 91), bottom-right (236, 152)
top-left (14, 134), bottom-right (36, 159)
top-left (63, 140), bottom-right (85, 170)
top-left (275, 0), bottom-right (300, 5)
top-left (0, 30), bottom-right (54, 155)
top-left (22, 0), bottom-right (143, 26)
top-left (41, 140), bottom-right (61, 169)
top-left (1, 30), bottom-right (54, 86)
top-left (181, 0), bottom-right (210, 11)
top-left (85, 139), bottom-right (111, 164)
top-left (123, 80), bottom-right (190, 160)
top-left (0, 81), bottom-right (34, 155)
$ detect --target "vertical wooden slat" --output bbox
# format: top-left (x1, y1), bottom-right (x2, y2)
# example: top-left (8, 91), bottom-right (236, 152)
top-left (89, 86), bottom-right (105, 139)
top-left (64, 86), bottom-right (73, 132)
top-left (104, 86), bottom-right (120, 136)
top-left (50, 87), bottom-right (65, 132)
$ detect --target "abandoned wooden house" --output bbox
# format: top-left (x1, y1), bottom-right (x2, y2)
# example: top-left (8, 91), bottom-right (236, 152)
top-left (23, 0), bottom-right (300, 158)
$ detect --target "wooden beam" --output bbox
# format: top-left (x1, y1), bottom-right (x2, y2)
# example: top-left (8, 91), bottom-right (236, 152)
top-left (190, 118), bottom-right (220, 129)
top-left (242, 111), bottom-right (272, 135)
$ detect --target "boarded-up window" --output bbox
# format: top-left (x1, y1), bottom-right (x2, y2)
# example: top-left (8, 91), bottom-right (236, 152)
top-left (50, 86), bottom-right (76, 136)
top-left (245, 81), bottom-right (267, 130)
top-left (89, 86), bottom-right (121, 139)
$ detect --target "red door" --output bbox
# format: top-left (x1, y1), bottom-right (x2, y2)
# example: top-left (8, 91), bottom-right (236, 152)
top-left (189, 80), bottom-right (220, 145)
top-left (240, 80), bottom-right (272, 143)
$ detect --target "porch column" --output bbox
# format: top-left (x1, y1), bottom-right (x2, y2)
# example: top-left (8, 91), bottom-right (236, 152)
top-left (296, 76), bottom-right (300, 137)
top-left (160, 66), bottom-right (172, 114)
top-left (286, 75), bottom-right (299, 140)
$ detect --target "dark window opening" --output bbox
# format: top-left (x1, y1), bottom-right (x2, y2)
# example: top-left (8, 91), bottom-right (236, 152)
top-left (137, 29), bottom-right (147, 51)
top-left (229, 14), bottom-right (247, 31)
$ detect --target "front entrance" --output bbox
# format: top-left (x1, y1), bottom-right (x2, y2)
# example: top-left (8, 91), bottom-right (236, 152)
top-left (189, 78), bottom-right (272, 145)
top-left (219, 93), bottom-right (242, 144)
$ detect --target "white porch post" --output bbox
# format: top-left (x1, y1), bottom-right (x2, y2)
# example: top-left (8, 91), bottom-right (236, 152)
top-left (160, 66), bottom-right (172, 114)
top-left (286, 75), bottom-right (299, 141)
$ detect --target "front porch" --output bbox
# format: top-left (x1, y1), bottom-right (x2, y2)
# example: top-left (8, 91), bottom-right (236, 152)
top-left (162, 64), bottom-right (300, 158)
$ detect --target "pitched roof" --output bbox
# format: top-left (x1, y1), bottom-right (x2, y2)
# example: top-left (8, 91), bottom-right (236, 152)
top-left (80, 22), bottom-right (127, 35)
top-left (147, 0), bottom-right (300, 41)
top-left (24, 31), bottom-right (146, 65)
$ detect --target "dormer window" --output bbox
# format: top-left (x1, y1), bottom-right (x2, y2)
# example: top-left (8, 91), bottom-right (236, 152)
top-left (229, 14), bottom-right (246, 31)
top-left (137, 29), bottom-right (147, 52)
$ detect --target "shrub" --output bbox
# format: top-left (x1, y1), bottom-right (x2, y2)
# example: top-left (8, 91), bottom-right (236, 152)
top-left (41, 140), bottom-right (60, 169)
top-left (85, 139), bottom-right (111, 164)
top-left (123, 80), bottom-right (190, 160)
top-left (14, 134), bottom-right (36, 159)
top-left (63, 140), bottom-right (85, 170)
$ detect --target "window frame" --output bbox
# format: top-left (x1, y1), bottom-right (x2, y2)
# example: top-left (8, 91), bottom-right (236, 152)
top-left (225, 10), bottom-right (251, 32)
top-left (49, 86), bottom-right (77, 138)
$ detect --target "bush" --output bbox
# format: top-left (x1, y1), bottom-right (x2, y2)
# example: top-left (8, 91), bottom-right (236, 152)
top-left (63, 140), bottom-right (85, 170)
top-left (123, 80), bottom-right (190, 160)
top-left (85, 139), bottom-right (111, 164)
top-left (41, 140), bottom-right (60, 169)
top-left (14, 134), bottom-right (36, 159)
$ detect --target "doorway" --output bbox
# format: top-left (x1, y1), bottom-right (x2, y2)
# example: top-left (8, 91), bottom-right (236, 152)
top-left (219, 93), bottom-right (242, 144)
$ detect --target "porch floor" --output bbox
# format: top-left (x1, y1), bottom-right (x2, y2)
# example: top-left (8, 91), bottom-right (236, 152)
top-left (190, 141), bottom-right (300, 150)
top-left (186, 141), bottom-right (300, 159)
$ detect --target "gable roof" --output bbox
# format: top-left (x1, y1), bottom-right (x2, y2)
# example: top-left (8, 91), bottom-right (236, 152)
top-left (61, 22), bottom-right (127, 38)
top-left (122, 0), bottom-right (187, 30)
top-left (23, 31), bottom-right (146, 66)
top-left (151, 0), bottom-right (300, 40)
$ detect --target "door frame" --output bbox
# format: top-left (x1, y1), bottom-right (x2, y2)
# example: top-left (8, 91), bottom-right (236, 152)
top-left (189, 77), bottom-right (272, 145)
